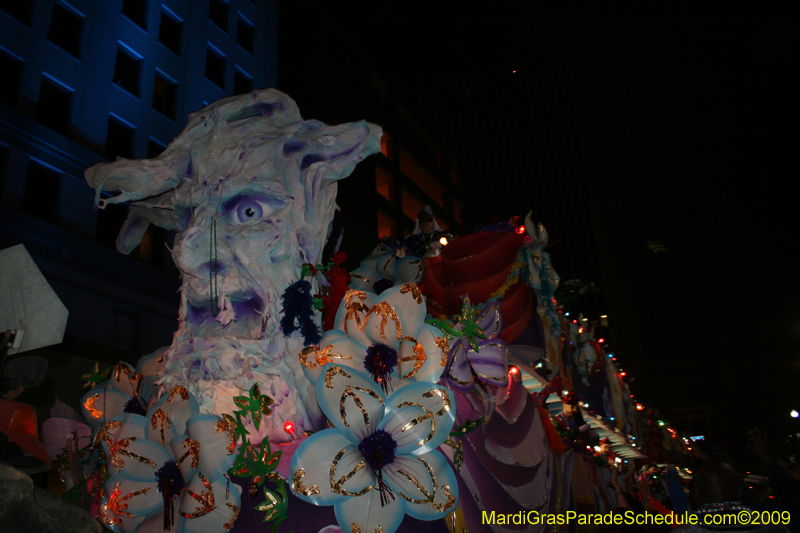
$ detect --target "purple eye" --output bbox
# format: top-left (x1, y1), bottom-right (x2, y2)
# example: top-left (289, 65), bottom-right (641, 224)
top-left (237, 201), bottom-right (262, 221)
top-left (223, 193), bottom-right (286, 225)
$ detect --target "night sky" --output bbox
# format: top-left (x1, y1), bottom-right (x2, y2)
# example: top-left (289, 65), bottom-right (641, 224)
top-left (281, 2), bottom-right (799, 466)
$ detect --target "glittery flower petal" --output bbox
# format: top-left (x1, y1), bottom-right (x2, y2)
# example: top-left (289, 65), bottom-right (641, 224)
top-left (185, 414), bottom-right (238, 484)
top-left (468, 340), bottom-right (509, 387)
top-left (289, 429), bottom-right (369, 506)
top-left (134, 507), bottom-right (187, 533)
top-left (108, 436), bottom-right (171, 483)
top-left (334, 290), bottom-right (378, 347)
top-left (102, 477), bottom-right (162, 519)
top-left (98, 488), bottom-right (145, 533)
top-left (145, 386), bottom-right (200, 448)
top-left (374, 252), bottom-right (397, 281)
top-left (475, 303), bottom-right (503, 339)
top-left (379, 383), bottom-right (455, 456)
top-left (443, 344), bottom-right (475, 393)
top-left (397, 324), bottom-right (447, 383)
top-left (349, 266), bottom-right (379, 293)
top-left (167, 434), bottom-right (199, 484)
top-left (180, 473), bottom-right (242, 533)
top-left (385, 449), bottom-right (458, 521)
top-left (395, 256), bottom-right (424, 286)
top-left (368, 285), bottom-right (426, 343)
top-left (300, 332), bottom-right (368, 387)
top-left (81, 385), bottom-right (132, 430)
top-left (333, 482), bottom-right (405, 533)
top-left (359, 245), bottom-right (393, 274)
top-left (316, 365), bottom-right (387, 444)
top-left (109, 362), bottom-right (142, 398)
top-left (98, 413), bottom-right (147, 458)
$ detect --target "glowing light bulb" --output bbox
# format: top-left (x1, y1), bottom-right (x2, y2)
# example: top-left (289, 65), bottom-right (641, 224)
top-left (284, 421), bottom-right (295, 434)
top-left (615, 457), bottom-right (622, 463)
top-left (791, 410), bottom-right (799, 418)
top-left (636, 403), bottom-right (644, 411)
top-left (509, 366), bottom-right (519, 375)
top-left (598, 338), bottom-right (605, 343)
top-left (594, 446), bottom-right (601, 452)
top-left (439, 236), bottom-right (449, 246)
top-left (515, 225), bottom-right (525, 234)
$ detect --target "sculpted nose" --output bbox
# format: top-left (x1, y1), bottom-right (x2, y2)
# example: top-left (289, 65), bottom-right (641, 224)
top-left (174, 224), bottom-right (231, 277)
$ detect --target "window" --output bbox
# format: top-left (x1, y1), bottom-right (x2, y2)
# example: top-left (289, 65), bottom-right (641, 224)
top-left (48, 3), bottom-right (83, 58)
top-left (205, 45), bottom-right (225, 89)
top-left (0, 49), bottom-right (23, 107)
top-left (36, 76), bottom-right (73, 135)
top-left (111, 307), bottom-right (140, 351)
top-left (376, 166), bottom-right (394, 203)
top-left (377, 210), bottom-right (396, 239)
top-left (209, 0), bottom-right (228, 32)
top-left (236, 15), bottom-right (254, 54)
top-left (147, 138), bottom-right (166, 158)
top-left (234, 67), bottom-right (252, 95)
top-left (23, 161), bottom-right (61, 223)
top-left (105, 115), bottom-right (135, 160)
top-left (380, 131), bottom-right (393, 161)
top-left (401, 187), bottom-right (424, 223)
top-left (96, 202), bottom-right (127, 248)
top-left (152, 71), bottom-right (176, 119)
top-left (113, 44), bottom-right (141, 96)
top-left (1, 0), bottom-right (33, 25)
top-left (158, 8), bottom-right (182, 55)
top-left (399, 147), bottom-right (446, 206)
top-left (121, 0), bottom-right (147, 29)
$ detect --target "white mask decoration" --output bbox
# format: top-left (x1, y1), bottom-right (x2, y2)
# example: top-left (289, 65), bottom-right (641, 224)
top-left (86, 90), bottom-right (382, 443)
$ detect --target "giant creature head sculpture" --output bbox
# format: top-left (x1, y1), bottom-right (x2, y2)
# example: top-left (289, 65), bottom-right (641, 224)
top-left (86, 90), bottom-right (382, 441)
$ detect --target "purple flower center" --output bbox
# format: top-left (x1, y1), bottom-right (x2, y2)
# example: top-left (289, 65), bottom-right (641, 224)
top-left (372, 278), bottom-right (394, 295)
top-left (358, 429), bottom-right (397, 507)
top-left (123, 396), bottom-right (147, 415)
top-left (364, 343), bottom-right (397, 394)
top-left (155, 459), bottom-right (184, 531)
top-left (358, 429), bottom-right (397, 472)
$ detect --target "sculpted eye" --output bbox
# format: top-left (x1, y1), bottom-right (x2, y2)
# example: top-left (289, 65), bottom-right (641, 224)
top-left (223, 194), bottom-right (286, 225)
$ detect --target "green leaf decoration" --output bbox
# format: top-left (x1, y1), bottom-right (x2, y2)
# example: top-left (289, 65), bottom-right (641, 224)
top-left (232, 384), bottom-right (274, 431)
top-left (80, 362), bottom-right (110, 389)
top-left (449, 417), bottom-right (485, 437)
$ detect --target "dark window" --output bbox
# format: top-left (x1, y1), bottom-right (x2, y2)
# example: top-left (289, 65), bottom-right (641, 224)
top-left (96, 202), bottom-right (127, 248)
top-left (205, 46), bottom-right (225, 89)
top-left (236, 16), bottom-right (254, 54)
top-left (0, 50), bottom-right (23, 107)
top-left (209, 0), bottom-right (228, 31)
top-left (158, 9), bottom-right (182, 55)
top-left (234, 68), bottom-right (252, 95)
top-left (111, 307), bottom-right (140, 351)
top-left (23, 162), bottom-right (60, 223)
top-left (121, 0), bottom-right (147, 29)
top-left (36, 77), bottom-right (72, 135)
top-left (152, 72), bottom-right (176, 119)
top-left (105, 116), bottom-right (135, 160)
top-left (113, 46), bottom-right (141, 96)
top-left (147, 138), bottom-right (165, 158)
top-left (1, 0), bottom-right (33, 25)
top-left (48, 3), bottom-right (83, 57)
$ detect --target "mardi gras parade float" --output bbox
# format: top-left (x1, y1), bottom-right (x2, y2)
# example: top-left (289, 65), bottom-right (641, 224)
top-left (1, 89), bottom-right (697, 533)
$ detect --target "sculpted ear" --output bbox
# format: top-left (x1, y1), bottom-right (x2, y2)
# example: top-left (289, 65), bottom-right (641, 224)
top-left (289, 120), bottom-right (382, 192)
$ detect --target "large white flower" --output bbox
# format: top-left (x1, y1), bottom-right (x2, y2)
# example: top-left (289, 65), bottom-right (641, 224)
top-left (349, 243), bottom-right (424, 295)
top-left (289, 365), bottom-right (458, 533)
top-left (96, 386), bottom-right (241, 533)
top-left (299, 284), bottom-right (448, 395)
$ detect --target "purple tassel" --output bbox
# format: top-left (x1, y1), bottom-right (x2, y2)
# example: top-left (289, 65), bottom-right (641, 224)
top-left (280, 280), bottom-right (321, 345)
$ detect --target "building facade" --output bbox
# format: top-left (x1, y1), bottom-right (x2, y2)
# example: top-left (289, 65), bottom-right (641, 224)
top-left (0, 0), bottom-right (278, 410)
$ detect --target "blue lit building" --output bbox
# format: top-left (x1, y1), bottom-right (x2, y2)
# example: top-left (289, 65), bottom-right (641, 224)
top-left (0, 0), bottom-right (278, 409)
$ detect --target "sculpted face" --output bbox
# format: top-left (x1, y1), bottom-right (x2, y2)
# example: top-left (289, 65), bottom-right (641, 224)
top-left (86, 90), bottom-right (382, 438)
